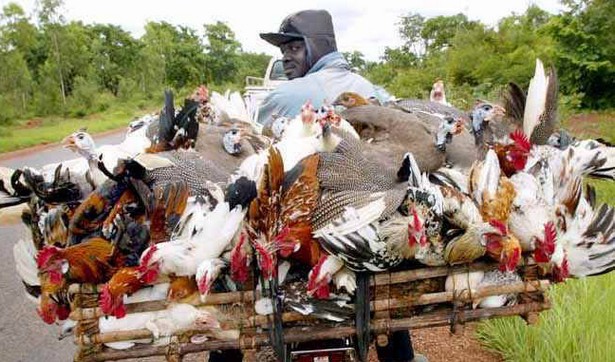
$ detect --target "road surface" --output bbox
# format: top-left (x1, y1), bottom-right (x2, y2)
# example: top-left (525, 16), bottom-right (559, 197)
top-left (0, 132), bottom-right (125, 362)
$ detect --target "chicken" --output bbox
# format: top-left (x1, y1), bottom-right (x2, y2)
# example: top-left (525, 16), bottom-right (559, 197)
top-left (139, 192), bottom-right (247, 299)
top-left (542, 202), bottom-right (615, 281)
top-left (147, 90), bottom-right (200, 153)
top-left (244, 148), bottom-right (324, 279)
top-left (445, 269), bottom-right (522, 309)
top-left (97, 303), bottom-right (231, 350)
top-left (167, 275), bottom-right (199, 302)
top-left (68, 179), bottom-right (128, 245)
top-left (37, 237), bottom-right (121, 285)
top-left (99, 263), bottom-right (158, 318)
top-left (430, 80), bottom-right (451, 106)
top-left (469, 149), bottom-right (516, 223)
top-left (443, 219), bottom-right (521, 272)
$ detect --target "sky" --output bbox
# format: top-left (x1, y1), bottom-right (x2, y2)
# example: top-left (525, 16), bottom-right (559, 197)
top-left (4, 0), bottom-right (564, 61)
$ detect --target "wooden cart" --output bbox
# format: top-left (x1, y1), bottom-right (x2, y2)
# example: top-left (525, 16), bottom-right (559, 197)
top-left (69, 261), bottom-right (551, 362)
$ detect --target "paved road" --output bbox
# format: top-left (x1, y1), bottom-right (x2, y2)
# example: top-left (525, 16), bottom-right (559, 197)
top-left (1, 132), bottom-right (125, 169)
top-left (0, 132), bottom-right (127, 362)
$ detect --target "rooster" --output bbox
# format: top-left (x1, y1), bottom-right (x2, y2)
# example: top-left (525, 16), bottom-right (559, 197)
top-left (37, 237), bottom-right (121, 285)
top-left (147, 90), bottom-right (200, 153)
top-left (99, 242), bottom-right (163, 318)
top-left (244, 148), bottom-right (323, 277)
top-left (138, 191), bottom-right (247, 299)
top-left (445, 150), bottom-right (521, 271)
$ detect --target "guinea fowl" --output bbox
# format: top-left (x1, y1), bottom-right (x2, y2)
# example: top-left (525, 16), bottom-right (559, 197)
top-left (62, 128), bottom-right (133, 187)
top-left (336, 105), bottom-right (461, 172)
top-left (333, 92), bottom-right (474, 171)
top-left (194, 120), bottom-right (270, 178)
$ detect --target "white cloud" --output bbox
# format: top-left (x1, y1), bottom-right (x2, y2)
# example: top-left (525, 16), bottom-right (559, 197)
top-left (4, 0), bottom-right (563, 61)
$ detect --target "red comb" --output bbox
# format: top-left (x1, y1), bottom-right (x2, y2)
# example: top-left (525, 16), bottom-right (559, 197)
top-left (489, 219), bottom-right (508, 235)
top-left (230, 233), bottom-right (250, 283)
top-left (36, 246), bottom-right (59, 269)
top-left (138, 245), bottom-right (160, 283)
top-left (99, 283), bottom-right (113, 314)
top-left (307, 256), bottom-right (328, 290)
top-left (510, 130), bottom-right (532, 152)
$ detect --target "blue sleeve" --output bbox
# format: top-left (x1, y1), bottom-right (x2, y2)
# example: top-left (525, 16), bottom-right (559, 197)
top-left (257, 80), bottom-right (316, 125)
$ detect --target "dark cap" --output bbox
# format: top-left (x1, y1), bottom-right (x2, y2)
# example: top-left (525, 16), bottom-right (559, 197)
top-left (260, 9), bottom-right (336, 47)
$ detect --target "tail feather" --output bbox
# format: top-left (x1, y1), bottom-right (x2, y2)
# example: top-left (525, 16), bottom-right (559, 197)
top-left (568, 204), bottom-right (615, 277)
top-left (355, 272), bottom-right (370, 362)
top-left (524, 59), bottom-right (548, 141)
top-left (13, 238), bottom-right (39, 287)
top-left (503, 82), bottom-right (526, 125)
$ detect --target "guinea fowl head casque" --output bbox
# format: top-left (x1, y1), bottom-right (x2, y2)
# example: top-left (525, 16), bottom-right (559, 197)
top-left (62, 129), bottom-right (97, 159)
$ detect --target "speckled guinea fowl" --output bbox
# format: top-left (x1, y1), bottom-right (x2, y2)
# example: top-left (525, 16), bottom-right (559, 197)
top-left (337, 105), bottom-right (451, 173)
top-left (194, 121), bottom-right (268, 178)
top-left (334, 93), bottom-right (473, 171)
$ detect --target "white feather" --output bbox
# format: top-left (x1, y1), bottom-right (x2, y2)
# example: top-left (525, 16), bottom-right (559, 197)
top-left (523, 58), bottom-right (548, 138)
top-left (13, 238), bottom-right (39, 288)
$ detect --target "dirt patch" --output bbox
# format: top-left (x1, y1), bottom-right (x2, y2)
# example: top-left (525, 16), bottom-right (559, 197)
top-left (409, 324), bottom-right (502, 362)
top-left (564, 112), bottom-right (615, 140)
top-left (18, 118), bottom-right (43, 129)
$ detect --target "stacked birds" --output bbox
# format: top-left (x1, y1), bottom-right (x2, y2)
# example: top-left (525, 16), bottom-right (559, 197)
top-left (2, 59), bottom-right (615, 360)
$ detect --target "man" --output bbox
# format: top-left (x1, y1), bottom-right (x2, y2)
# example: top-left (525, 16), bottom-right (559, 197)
top-left (257, 9), bottom-right (390, 125)
top-left (258, 9), bottom-right (427, 362)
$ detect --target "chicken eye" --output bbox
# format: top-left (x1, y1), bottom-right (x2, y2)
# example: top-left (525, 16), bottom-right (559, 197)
top-left (77, 134), bottom-right (84, 140)
top-left (483, 105), bottom-right (492, 111)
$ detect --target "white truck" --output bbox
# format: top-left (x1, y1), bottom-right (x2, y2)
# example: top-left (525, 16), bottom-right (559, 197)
top-left (244, 57), bottom-right (287, 124)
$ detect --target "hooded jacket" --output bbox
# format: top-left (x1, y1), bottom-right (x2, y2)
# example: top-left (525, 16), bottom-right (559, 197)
top-left (257, 10), bottom-right (391, 125)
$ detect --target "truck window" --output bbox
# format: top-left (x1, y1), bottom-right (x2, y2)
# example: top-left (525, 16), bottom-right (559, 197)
top-left (270, 60), bottom-right (288, 81)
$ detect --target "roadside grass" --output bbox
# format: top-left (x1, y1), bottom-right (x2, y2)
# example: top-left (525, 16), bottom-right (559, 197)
top-left (477, 113), bottom-right (615, 362)
top-left (0, 100), bottom-right (158, 154)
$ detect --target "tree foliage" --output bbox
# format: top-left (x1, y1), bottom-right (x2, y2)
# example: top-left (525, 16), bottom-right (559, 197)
top-left (0, 3), bottom-right (269, 123)
top-left (0, 0), bottom-right (613, 126)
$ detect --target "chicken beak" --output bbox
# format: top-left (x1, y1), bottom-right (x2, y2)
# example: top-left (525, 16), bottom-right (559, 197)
top-left (453, 119), bottom-right (465, 135)
top-left (61, 135), bottom-right (76, 149)
top-left (501, 236), bottom-right (522, 272)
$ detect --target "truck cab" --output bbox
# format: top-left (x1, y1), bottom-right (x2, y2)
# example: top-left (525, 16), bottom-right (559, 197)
top-left (244, 58), bottom-right (287, 124)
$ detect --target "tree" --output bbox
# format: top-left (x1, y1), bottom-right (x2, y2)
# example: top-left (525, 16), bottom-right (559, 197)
top-left (89, 24), bottom-right (139, 96)
top-left (203, 21), bottom-right (241, 85)
top-left (547, 0), bottom-right (615, 108)
top-left (36, 0), bottom-right (67, 105)
top-left (342, 51), bottom-right (366, 71)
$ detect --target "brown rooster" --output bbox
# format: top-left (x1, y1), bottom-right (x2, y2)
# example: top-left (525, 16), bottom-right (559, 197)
top-left (68, 179), bottom-right (128, 245)
top-left (98, 249), bottom-right (157, 319)
top-left (469, 149), bottom-right (517, 223)
top-left (240, 148), bottom-right (324, 280)
top-left (99, 181), bottom-right (191, 317)
top-left (492, 130), bottom-right (532, 178)
top-left (37, 273), bottom-right (71, 325)
top-left (37, 237), bottom-right (121, 285)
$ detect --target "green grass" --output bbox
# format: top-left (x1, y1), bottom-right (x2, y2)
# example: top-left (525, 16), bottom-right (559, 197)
top-left (476, 273), bottom-right (615, 362)
top-left (476, 113), bottom-right (615, 361)
top-left (0, 100), bottom-right (159, 154)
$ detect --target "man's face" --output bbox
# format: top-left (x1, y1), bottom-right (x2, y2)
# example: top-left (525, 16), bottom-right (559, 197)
top-left (280, 40), bottom-right (309, 80)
